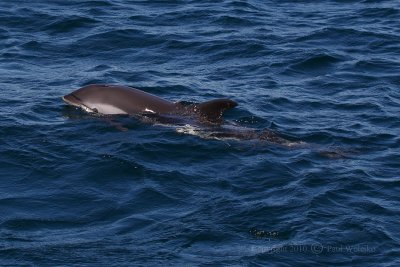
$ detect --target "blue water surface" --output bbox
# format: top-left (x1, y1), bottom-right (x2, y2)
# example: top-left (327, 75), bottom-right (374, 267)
top-left (1, 0), bottom-right (400, 266)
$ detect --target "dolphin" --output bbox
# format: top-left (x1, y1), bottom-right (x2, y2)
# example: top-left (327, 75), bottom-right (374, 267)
top-left (62, 84), bottom-right (237, 123)
top-left (62, 84), bottom-right (307, 147)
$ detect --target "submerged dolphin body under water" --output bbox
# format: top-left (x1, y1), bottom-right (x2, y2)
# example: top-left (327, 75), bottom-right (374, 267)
top-left (62, 84), bottom-right (303, 146)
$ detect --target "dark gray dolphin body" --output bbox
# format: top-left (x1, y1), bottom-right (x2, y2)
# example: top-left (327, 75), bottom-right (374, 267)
top-left (63, 84), bottom-right (237, 123)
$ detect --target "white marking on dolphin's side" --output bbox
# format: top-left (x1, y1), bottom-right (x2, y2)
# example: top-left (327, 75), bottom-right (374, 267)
top-left (90, 103), bottom-right (127, 115)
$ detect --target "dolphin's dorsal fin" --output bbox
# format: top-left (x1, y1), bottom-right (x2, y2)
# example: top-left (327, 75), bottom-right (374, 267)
top-left (197, 99), bottom-right (237, 122)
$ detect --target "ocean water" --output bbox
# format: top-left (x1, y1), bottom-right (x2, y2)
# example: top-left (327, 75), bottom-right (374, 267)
top-left (1, 0), bottom-right (400, 266)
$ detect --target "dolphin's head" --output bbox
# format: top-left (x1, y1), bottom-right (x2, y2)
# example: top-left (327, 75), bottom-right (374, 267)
top-left (62, 85), bottom-right (101, 113)
top-left (62, 84), bottom-right (128, 115)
